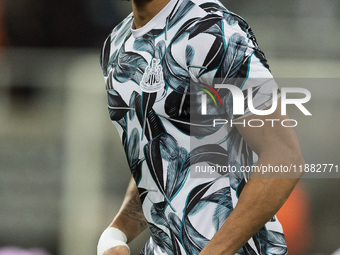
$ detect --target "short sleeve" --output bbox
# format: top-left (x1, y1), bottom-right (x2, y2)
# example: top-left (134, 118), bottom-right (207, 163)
top-left (185, 14), bottom-right (278, 119)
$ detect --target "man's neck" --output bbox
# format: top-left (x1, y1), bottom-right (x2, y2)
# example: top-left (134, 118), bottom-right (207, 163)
top-left (132, 0), bottom-right (171, 29)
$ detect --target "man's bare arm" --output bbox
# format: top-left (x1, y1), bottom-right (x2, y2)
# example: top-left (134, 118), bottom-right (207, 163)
top-left (109, 177), bottom-right (147, 242)
top-left (200, 101), bottom-right (304, 255)
top-left (102, 177), bottom-right (147, 255)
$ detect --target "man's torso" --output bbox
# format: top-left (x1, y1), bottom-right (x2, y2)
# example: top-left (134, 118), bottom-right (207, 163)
top-left (100, 0), bottom-right (287, 254)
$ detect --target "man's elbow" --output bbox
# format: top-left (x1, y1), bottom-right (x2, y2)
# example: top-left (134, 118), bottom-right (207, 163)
top-left (258, 143), bottom-right (305, 179)
top-left (280, 144), bottom-right (305, 178)
top-left (288, 148), bottom-right (305, 166)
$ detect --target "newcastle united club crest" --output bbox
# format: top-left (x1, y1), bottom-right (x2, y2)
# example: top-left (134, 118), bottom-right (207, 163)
top-left (140, 58), bottom-right (165, 93)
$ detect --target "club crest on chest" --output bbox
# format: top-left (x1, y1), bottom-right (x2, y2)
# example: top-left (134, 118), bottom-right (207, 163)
top-left (140, 58), bottom-right (165, 93)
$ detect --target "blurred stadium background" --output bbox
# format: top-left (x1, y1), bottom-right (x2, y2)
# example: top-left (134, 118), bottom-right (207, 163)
top-left (0, 0), bottom-right (339, 254)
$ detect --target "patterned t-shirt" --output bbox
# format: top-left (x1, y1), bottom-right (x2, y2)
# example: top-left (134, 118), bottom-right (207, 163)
top-left (100, 0), bottom-right (287, 254)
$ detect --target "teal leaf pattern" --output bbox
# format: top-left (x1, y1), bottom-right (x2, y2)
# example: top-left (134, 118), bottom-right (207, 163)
top-left (100, 0), bottom-right (287, 254)
top-left (125, 128), bottom-right (140, 175)
top-left (107, 90), bottom-right (129, 121)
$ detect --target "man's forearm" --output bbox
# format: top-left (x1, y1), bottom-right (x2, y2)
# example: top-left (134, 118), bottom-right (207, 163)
top-left (199, 154), bottom-right (303, 255)
top-left (109, 177), bottom-right (147, 243)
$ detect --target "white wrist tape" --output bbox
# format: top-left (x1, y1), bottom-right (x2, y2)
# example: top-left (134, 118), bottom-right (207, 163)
top-left (97, 227), bottom-right (130, 255)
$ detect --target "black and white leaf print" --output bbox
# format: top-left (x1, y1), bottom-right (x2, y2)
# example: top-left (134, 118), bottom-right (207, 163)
top-left (254, 49), bottom-right (270, 70)
top-left (114, 18), bottom-right (133, 46)
top-left (161, 17), bottom-right (205, 94)
top-left (243, 243), bottom-right (258, 255)
top-left (121, 126), bottom-right (127, 154)
top-left (227, 128), bottom-right (254, 191)
top-left (143, 132), bottom-right (192, 215)
top-left (113, 49), bottom-right (148, 84)
top-left (163, 46), bottom-right (191, 94)
top-left (107, 90), bottom-right (129, 121)
top-left (142, 92), bottom-right (157, 139)
top-left (166, 11), bottom-right (228, 90)
top-left (150, 203), bottom-right (182, 255)
top-left (164, 90), bottom-right (190, 119)
top-left (125, 128), bottom-right (140, 174)
top-left (242, 84), bottom-right (264, 114)
top-left (134, 32), bottom-right (156, 56)
top-left (144, 240), bottom-right (154, 255)
top-left (184, 181), bottom-right (215, 216)
top-left (133, 160), bottom-right (143, 184)
top-left (256, 229), bottom-right (288, 255)
top-left (144, 136), bottom-right (165, 195)
top-left (215, 33), bottom-right (248, 80)
top-left (167, 0), bottom-right (195, 28)
top-left (266, 246), bottom-right (288, 255)
top-left (199, 3), bottom-right (252, 34)
top-left (187, 17), bottom-right (228, 81)
top-left (165, 147), bottom-right (188, 199)
top-left (199, 3), bottom-right (239, 27)
top-left (182, 217), bottom-right (209, 255)
top-left (164, 90), bottom-right (225, 137)
top-left (142, 107), bottom-right (165, 139)
top-left (183, 144), bottom-right (229, 171)
top-left (199, 36), bottom-right (225, 77)
top-left (168, 212), bottom-right (182, 241)
top-left (155, 40), bottom-right (167, 61)
top-left (106, 50), bottom-right (119, 77)
top-left (159, 133), bottom-right (179, 161)
top-left (150, 202), bottom-right (168, 227)
top-left (174, 185), bottom-right (231, 254)
top-left (101, 1), bottom-right (286, 253)
top-left (117, 116), bottom-right (127, 133)
top-left (101, 35), bottom-right (112, 76)
top-left (188, 187), bottom-right (232, 226)
top-left (185, 45), bottom-right (195, 66)
top-left (134, 38), bottom-right (165, 139)
top-left (227, 128), bottom-right (254, 166)
top-left (169, 212), bottom-right (207, 255)
top-left (171, 18), bottom-right (197, 44)
top-left (188, 14), bottom-right (222, 40)
top-left (198, 2), bottom-right (226, 14)
top-left (138, 188), bottom-right (148, 205)
top-left (148, 223), bottom-right (174, 254)
top-left (212, 188), bottom-right (233, 231)
top-left (144, 133), bottom-right (189, 205)
top-left (170, 232), bottom-right (182, 255)
top-left (129, 91), bottom-right (137, 120)
top-left (134, 92), bottom-right (165, 140)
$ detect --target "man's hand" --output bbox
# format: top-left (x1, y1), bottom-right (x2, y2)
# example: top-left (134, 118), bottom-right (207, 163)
top-left (103, 246), bottom-right (129, 255)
